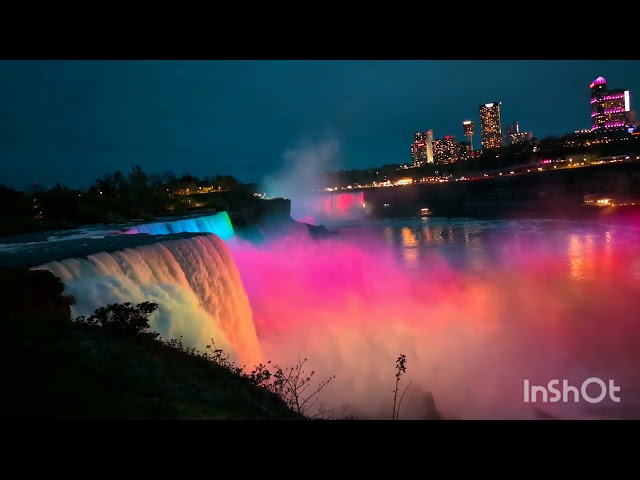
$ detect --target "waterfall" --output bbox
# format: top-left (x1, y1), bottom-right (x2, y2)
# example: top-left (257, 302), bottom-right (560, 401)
top-left (291, 192), bottom-right (367, 226)
top-left (34, 234), bottom-right (262, 368)
top-left (125, 212), bottom-right (235, 240)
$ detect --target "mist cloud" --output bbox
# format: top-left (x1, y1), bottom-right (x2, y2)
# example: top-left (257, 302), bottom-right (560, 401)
top-left (261, 137), bottom-right (341, 201)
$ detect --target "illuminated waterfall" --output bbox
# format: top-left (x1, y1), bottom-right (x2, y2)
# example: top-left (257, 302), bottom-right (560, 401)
top-left (291, 192), bottom-right (367, 225)
top-left (125, 211), bottom-right (235, 240)
top-left (34, 234), bottom-right (262, 367)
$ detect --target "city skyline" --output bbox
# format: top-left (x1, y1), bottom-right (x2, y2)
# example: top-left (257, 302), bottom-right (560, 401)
top-left (411, 74), bottom-right (636, 165)
top-left (1, 60), bottom-right (639, 189)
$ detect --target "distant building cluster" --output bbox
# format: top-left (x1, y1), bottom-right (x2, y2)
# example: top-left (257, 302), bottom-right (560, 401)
top-left (411, 101), bottom-right (533, 166)
top-left (410, 74), bottom-right (637, 167)
top-left (411, 130), bottom-right (433, 165)
top-left (504, 121), bottom-right (533, 146)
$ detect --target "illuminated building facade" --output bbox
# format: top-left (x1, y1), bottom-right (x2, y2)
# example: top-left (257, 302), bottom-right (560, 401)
top-left (504, 120), bottom-right (519, 137)
top-left (411, 130), bottom-right (434, 166)
top-left (504, 120), bottom-right (533, 145)
top-left (508, 131), bottom-right (533, 144)
top-left (411, 132), bottom-right (427, 166)
top-left (462, 120), bottom-right (474, 151)
top-left (433, 135), bottom-right (458, 164)
top-left (457, 141), bottom-right (471, 161)
top-left (590, 76), bottom-right (630, 131)
top-left (479, 102), bottom-right (503, 150)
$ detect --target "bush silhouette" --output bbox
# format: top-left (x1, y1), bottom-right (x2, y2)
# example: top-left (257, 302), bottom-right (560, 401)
top-left (76, 301), bottom-right (160, 340)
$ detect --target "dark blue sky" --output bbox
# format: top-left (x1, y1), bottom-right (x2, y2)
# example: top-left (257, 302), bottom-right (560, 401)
top-left (1, 60), bottom-right (639, 189)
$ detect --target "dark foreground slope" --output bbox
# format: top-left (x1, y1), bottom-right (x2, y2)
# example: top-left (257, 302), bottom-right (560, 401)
top-left (0, 268), bottom-right (302, 420)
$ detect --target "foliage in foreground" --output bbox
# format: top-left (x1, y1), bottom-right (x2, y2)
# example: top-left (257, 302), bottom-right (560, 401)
top-left (392, 353), bottom-right (412, 420)
top-left (169, 337), bottom-right (336, 418)
top-left (73, 300), bottom-right (447, 420)
top-left (75, 301), bottom-right (336, 419)
top-left (76, 301), bottom-right (160, 340)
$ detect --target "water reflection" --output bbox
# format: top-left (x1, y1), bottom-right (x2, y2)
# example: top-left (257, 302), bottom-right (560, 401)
top-left (371, 219), bottom-right (640, 285)
top-left (567, 235), bottom-right (586, 281)
top-left (566, 232), bottom-right (615, 282)
top-left (422, 226), bottom-right (433, 243)
top-left (386, 219), bottom-right (492, 270)
top-left (400, 226), bottom-right (418, 265)
top-left (383, 226), bottom-right (394, 245)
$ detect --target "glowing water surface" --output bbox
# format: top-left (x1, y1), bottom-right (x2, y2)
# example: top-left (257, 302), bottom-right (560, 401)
top-left (228, 217), bottom-right (640, 420)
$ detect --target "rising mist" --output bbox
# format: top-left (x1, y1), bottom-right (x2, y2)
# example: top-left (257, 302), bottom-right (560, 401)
top-left (227, 221), bottom-right (640, 420)
top-left (261, 138), bottom-right (349, 225)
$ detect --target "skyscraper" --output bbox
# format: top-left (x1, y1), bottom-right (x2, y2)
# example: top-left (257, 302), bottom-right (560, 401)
top-left (590, 76), bottom-right (630, 130)
top-left (411, 132), bottom-right (427, 166)
top-left (433, 135), bottom-right (458, 164)
top-left (479, 102), bottom-right (503, 150)
top-left (462, 121), bottom-right (474, 151)
top-left (426, 129), bottom-right (434, 164)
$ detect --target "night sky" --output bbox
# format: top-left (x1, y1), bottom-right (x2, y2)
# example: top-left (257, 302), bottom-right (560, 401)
top-left (1, 60), bottom-right (639, 190)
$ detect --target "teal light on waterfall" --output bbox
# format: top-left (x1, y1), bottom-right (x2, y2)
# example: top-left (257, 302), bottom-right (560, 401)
top-left (126, 212), bottom-right (235, 240)
top-left (217, 211), bottom-right (235, 239)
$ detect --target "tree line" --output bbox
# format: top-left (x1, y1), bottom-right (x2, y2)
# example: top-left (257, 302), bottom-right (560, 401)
top-left (0, 166), bottom-right (257, 236)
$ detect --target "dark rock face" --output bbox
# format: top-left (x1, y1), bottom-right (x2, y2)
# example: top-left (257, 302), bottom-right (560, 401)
top-left (305, 223), bottom-right (334, 238)
top-left (235, 198), bottom-right (334, 243)
top-left (0, 267), bottom-right (304, 420)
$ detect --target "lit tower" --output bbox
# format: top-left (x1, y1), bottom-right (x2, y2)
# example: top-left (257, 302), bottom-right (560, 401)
top-left (479, 102), bottom-right (503, 150)
top-left (426, 129), bottom-right (434, 163)
top-left (462, 120), bottom-right (474, 151)
top-left (412, 132), bottom-right (426, 166)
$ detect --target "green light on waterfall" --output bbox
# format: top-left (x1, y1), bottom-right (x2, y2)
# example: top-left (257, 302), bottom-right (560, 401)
top-left (217, 211), bottom-right (235, 240)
